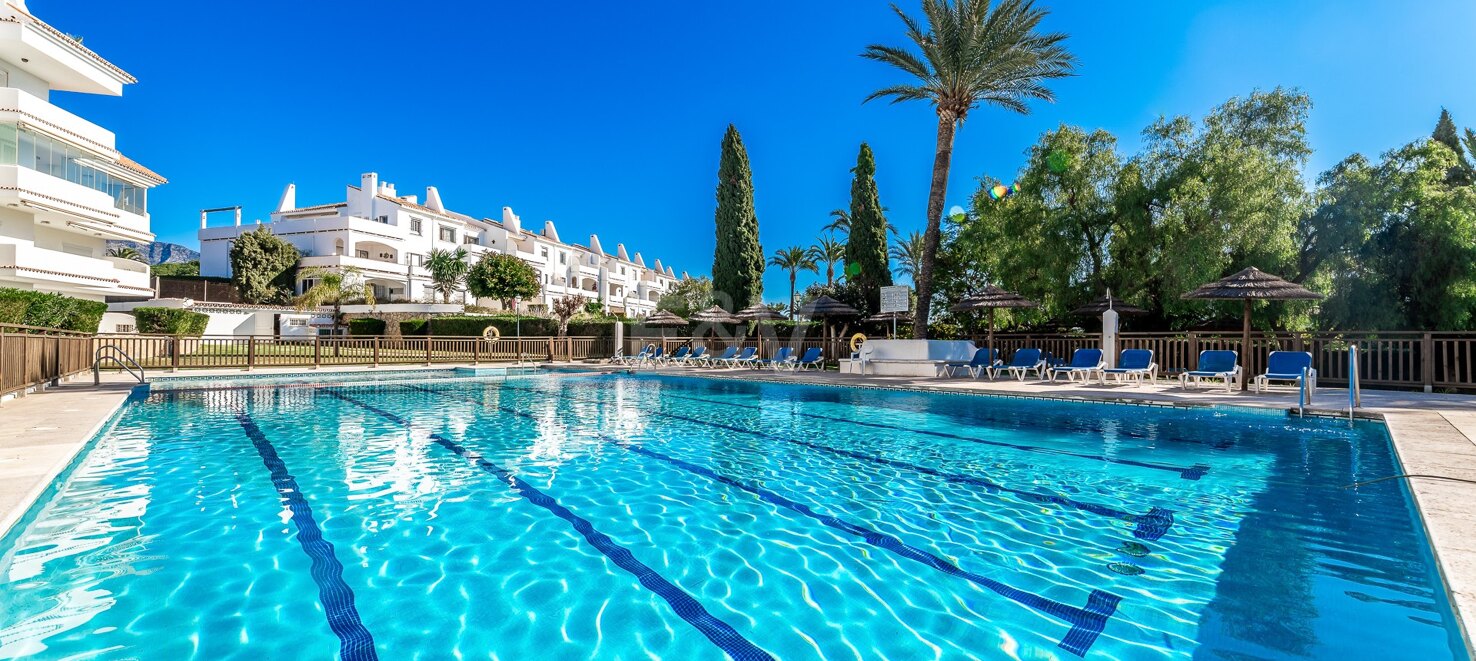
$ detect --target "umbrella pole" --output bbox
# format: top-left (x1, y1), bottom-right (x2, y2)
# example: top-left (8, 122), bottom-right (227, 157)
top-left (988, 308), bottom-right (996, 362)
top-left (1240, 299), bottom-right (1251, 391)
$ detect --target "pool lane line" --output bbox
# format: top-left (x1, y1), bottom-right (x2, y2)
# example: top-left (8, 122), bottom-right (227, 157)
top-left (399, 384), bottom-right (1123, 657)
top-left (645, 387), bottom-right (1212, 480)
top-left (482, 382), bottom-right (1176, 541)
top-left (319, 390), bottom-right (775, 661)
top-left (654, 385), bottom-right (1234, 452)
top-left (234, 412), bottom-right (378, 661)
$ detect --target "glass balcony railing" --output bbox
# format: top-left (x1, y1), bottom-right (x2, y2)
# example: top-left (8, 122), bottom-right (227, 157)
top-left (0, 122), bottom-right (146, 215)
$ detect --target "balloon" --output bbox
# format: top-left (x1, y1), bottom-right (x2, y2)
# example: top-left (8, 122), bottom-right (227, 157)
top-left (987, 184), bottom-right (1019, 201)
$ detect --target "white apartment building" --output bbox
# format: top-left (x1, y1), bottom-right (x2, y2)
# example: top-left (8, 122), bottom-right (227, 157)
top-left (0, 1), bottom-right (165, 301)
top-left (199, 173), bottom-right (684, 316)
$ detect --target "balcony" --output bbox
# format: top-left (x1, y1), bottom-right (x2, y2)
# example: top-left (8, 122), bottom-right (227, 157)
top-left (298, 254), bottom-right (425, 280)
top-left (0, 9), bottom-right (133, 95)
top-left (0, 241), bottom-right (152, 297)
top-left (0, 165), bottom-right (150, 242)
top-left (0, 88), bottom-right (117, 155)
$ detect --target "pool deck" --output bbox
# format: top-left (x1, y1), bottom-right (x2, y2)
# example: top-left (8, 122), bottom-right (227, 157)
top-left (2, 362), bottom-right (1474, 654)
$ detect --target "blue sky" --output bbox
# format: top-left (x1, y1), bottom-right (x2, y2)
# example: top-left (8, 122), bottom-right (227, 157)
top-left (46, 0), bottom-right (1476, 302)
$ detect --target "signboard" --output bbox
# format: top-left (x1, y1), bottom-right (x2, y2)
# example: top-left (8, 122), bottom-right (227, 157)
top-left (879, 285), bottom-right (910, 313)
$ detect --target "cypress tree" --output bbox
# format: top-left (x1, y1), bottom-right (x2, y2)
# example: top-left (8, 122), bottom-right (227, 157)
top-left (844, 142), bottom-right (892, 314)
top-left (711, 125), bottom-right (764, 311)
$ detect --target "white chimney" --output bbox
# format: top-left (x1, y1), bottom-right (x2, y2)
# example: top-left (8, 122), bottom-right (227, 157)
top-left (589, 234), bottom-right (604, 255)
top-left (502, 207), bottom-right (521, 234)
top-left (542, 220), bottom-right (560, 242)
top-left (681, 271), bottom-right (690, 280)
top-left (634, 252), bottom-right (646, 268)
top-left (401, 194), bottom-right (417, 204)
top-left (666, 266), bottom-right (675, 277)
top-left (380, 181), bottom-right (396, 197)
top-left (276, 183), bottom-right (296, 212)
top-left (654, 258), bottom-right (664, 273)
top-left (616, 243), bottom-right (629, 260)
top-left (425, 186), bottom-right (445, 212)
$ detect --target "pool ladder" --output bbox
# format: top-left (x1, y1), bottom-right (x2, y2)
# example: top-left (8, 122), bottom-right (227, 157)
top-left (94, 345), bottom-right (145, 386)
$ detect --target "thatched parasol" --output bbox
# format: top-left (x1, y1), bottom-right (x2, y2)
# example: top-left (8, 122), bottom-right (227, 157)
top-left (1182, 267), bottom-right (1323, 390)
top-left (798, 296), bottom-right (860, 357)
top-left (641, 309), bottom-right (688, 342)
top-left (865, 311), bottom-right (913, 338)
top-left (689, 305), bottom-right (739, 325)
top-left (734, 303), bottom-right (786, 322)
top-left (950, 285), bottom-right (1039, 358)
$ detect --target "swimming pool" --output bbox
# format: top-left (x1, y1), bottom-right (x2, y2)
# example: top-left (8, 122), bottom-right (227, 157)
top-left (0, 371), bottom-right (1466, 659)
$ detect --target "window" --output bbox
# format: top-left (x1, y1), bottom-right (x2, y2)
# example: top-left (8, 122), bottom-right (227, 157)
top-left (463, 234), bottom-right (479, 245)
top-left (438, 226), bottom-right (456, 242)
top-left (356, 249), bottom-right (369, 258)
top-left (540, 247), bottom-right (549, 259)
top-left (619, 266), bottom-right (626, 275)
top-left (406, 253), bottom-right (423, 266)
top-left (559, 252), bottom-right (566, 265)
top-left (0, 123), bottom-right (147, 215)
top-left (377, 252), bottom-right (394, 260)
top-left (410, 218), bottom-right (423, 235)
top-left (376, 215), bottom-right (389, 224)
top-left (287, 318), bottom-right (308, 327)
top-left (115, 324), bottom-right (134, 333)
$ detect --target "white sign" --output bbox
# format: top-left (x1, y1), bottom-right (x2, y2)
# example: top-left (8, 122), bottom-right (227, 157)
top-left (879, 285), bottom-right (910, 313)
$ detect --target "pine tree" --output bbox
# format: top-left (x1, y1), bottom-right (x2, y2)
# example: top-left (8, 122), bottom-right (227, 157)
top-left (844, 142), bottom-right (892, 314)
top-left (711, 125), bottom-right (764, 311)
top-left (1433, 108), bottom-right (1474, 185)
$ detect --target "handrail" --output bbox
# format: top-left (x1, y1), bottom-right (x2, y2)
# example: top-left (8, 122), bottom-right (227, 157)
top-left (94, 345), bottom-right (145, 385)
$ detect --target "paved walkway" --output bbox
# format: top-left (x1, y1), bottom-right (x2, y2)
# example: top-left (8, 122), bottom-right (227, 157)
top-left (1, 362), bottom-right (1473, 654)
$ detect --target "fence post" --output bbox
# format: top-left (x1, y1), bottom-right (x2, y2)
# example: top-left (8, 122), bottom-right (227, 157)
top-left (1188, 332), bottom-right (1199, 370)
top-left (372, 337), bottom-right (380, 368)
top-left (1422, 332), bottom-right (1434, 393)
top-left (171, 335), bottom-right (181, 373)
top-left (424, 337), bottom-right (433, 366)
top-left (246, 336), bottom-right (256, 371)
top-left (547, 337), bottom-right (554, 361)
top-left (313, 336), bottom-right (321, 369)
top-left (473, 338), bottom-right (480, 365)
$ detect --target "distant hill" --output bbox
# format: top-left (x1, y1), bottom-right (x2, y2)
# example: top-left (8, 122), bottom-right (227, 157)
top-left (106, 240), bottom-right (199, 265)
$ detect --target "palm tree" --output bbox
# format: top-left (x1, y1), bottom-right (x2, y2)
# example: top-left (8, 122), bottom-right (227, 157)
top-left (768, 246), bottom-right (818, 319)
top-left (295, 266), bottom-right (375, 337)
top-left (425, 247), bottom-right (469, 303)
top-left (106, 246), bottom-right (143, 262)
top-left (890, 230), bottom-right (926, 281)
top-left (825, 208), bottom-right (898, 238)
top-left (809, 235), bottom-right (846, 285)
top-left (864, 0), bottom-right (1074, 337)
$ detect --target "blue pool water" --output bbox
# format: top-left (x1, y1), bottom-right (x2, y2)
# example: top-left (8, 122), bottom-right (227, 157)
top-left (0, 371), bottom-right (1466, 659)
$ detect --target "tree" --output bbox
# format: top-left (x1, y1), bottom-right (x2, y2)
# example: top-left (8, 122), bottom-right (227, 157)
top-left (466, 252), bottom-right (541, 310)
top-left (1432, 108), bottom-right (1473, 185)
top-left (824, 209), bottom-right (853, 236)
top-left (106, 246), bottom-right (142, 261)
top-left (295, 266), bottom-right (374, 336)
top-left (843, 143), bottom-right (893, 314)
top-left (711, 124), bottom-right (765, 311)
top-left (229, 226), bottom-right (300, 304)
top-left (425, 247), bottom-right (470, 303)
top-left (890, 230), bottom-right (926, 281)
top-left (768, 246), bottom-right (818, 318)
top-left (656, 276), bottom-right (714, 318)
top-left (809, 235), bottom-right (846, 285)
top-left (552, 294), bottom-right (587, 337)
top-left (864, 0), bottom-right (1075, 337)
top-left (151, 261), bottom-right (199, 277)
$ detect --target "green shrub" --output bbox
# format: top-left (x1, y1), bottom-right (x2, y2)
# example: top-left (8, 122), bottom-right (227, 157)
top-left (0, 287), bottom-right (107, 331)
top-left (347, 318), bottom-right (386, 335)
top-left (133, 307), bottom-right (210, 336)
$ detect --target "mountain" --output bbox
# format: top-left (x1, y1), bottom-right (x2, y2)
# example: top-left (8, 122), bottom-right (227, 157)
top-left (106, 240), bottom-right (199, 265)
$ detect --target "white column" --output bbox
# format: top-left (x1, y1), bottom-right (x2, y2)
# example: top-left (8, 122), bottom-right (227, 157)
top-left (1102, 308), bottom-right (1119, 368)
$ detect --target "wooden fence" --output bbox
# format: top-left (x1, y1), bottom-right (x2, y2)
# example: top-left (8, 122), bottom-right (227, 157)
top-left (13, 328), bottom-right (1474, 393)
top-left (0, 323), bottom-right (96, 398)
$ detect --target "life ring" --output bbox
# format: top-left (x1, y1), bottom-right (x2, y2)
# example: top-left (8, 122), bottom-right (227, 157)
top-left (481, 325), bottom-right (501, 341)
top-left (849, 333), bottom-right (868, 352)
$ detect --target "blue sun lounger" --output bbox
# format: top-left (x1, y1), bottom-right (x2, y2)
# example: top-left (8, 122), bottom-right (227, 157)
top-left (988, 348), bottom-right (1047, 380)
top-left (790, 347), bottom-right (823, 371)
top-left (702, 346), bottom-right (737, 367)
top-left (720, 346), bottom-right (757, 367)
top-left (1253, 351), bottom-right (1316, 393)
top-left (754, 347), bottom-right (793, 369)
top-left (659, 346), bottom-right (690, 366)
top-left (1179, 350), bottom-right (1240, 392)
top-left (943, 347), bottom-right (1000, 378)
top-left (1050, 348), bottom-right (1106, 383)
top-left (1101, 349), bottom-right (1157, 386)
top-left (671, 346), bottom-right (705, 366)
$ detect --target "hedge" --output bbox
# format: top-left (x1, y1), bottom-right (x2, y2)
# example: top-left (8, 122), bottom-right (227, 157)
top-left (347, 318), bottom-right (386, 335)
top-left (133, 307), bottom-right (210, 336)
top-left (0, 287), bottom-right (107, 332)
